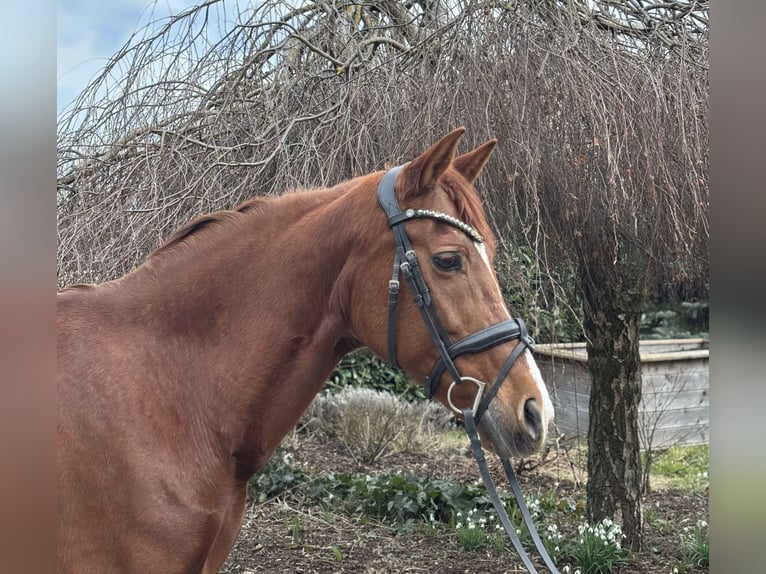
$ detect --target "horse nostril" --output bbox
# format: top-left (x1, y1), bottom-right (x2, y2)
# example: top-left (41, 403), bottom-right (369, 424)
top-left (523, 398), bottom-right (542, 441)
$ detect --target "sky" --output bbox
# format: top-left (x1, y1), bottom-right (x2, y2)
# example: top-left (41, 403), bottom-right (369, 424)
top-left (57, 0), bottom-right (199, 115)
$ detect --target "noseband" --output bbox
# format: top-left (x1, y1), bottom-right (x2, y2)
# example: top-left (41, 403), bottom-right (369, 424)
top-left (376, 165), bottom-right (535, 421)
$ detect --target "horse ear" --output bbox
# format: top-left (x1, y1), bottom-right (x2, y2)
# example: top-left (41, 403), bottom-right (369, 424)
top-left (453, 139), bottom-right (497, 184)
top-left (399, 127), bottom-right (466, 199)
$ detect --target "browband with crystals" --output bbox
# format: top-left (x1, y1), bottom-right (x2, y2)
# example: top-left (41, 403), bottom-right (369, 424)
top-left (386, 208), bottom-right (484, 244)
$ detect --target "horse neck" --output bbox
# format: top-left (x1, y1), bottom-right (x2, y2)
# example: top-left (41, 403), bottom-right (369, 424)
top-left (115, 181), bottom-right (375, 469)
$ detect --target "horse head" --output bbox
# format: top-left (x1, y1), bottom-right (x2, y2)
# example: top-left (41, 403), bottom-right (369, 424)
top-left (350, 128), bottom-right (554, 458)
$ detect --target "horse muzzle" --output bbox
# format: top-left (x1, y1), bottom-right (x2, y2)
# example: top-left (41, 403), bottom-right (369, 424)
top-left (478, 397), bottom-right (548, 458)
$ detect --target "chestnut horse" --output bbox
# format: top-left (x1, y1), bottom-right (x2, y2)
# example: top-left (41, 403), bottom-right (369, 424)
top-left (57, 128), bottom-right (554, 573)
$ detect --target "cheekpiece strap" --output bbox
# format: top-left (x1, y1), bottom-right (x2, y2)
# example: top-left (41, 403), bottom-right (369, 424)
top-left (376, 165), bottom-right (485, 380)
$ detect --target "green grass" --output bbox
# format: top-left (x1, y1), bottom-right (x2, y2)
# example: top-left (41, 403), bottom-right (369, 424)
top-left (648, 445), bottom-right (709, 491)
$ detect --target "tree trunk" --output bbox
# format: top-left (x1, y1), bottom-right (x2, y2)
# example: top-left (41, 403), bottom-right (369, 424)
top-left (582, 264), bottom-right (645, 551)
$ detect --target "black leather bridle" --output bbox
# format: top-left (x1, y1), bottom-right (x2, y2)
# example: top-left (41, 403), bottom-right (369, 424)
top-left (376, 165), bottom-right (535, 420)
top-left (376, 165), bottom-right (560, 573)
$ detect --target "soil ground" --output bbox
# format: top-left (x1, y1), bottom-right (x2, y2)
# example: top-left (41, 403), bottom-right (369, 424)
top-left (222, 431), bottom-right (708, 573)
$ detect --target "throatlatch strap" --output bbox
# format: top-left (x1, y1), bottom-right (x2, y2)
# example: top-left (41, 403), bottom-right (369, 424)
top-left (463, 409), bottom-right (561, 574)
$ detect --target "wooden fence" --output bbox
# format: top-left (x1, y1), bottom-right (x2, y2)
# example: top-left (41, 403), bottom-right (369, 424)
top-left (534, 339), bottom-right (709, 450)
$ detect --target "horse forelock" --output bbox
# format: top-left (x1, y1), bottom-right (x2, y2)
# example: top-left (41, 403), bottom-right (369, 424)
top-left (441, 170), bottom-right (496, 256)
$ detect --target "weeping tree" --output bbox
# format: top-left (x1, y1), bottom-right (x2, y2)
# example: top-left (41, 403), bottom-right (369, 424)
top-left (57, 0), bottom-right (708, 551)
top-left (57, 0), bottom-right (468, 283)
top-left (475, 3), bottom-right (709, 550)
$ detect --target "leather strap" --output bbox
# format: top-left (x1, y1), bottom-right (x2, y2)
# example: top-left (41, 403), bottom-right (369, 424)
top-left (386, 251), bottom-right (402, 370)
top-left (378, 165), bottom-right (462, 381)
top-left (474, 319), bottom-right (533, 422)
top-left (464, 409), bottom-right (560, 573)
top-left (426, 318), bottom-right (532, 399)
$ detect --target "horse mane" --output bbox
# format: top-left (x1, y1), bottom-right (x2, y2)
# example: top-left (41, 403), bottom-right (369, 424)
top-left (59, 283), bottom-right (98, 293)
top-left (151, 196), bottom-right (271, 259)
top-left (141, 169), bottom-right (493, 264)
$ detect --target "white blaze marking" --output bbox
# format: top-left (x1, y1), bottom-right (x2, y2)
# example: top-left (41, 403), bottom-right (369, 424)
top-left (473, 241), bottom-right (554, 426)
top-left (474, 241), bottom-right (492, 271)
top-left (522, 350), bottom-right (555, 424)
top-left (474, 241), bottom-right (511, 319)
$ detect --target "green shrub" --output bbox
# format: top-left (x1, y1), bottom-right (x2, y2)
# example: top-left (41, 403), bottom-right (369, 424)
top-left (306, 472), bottom-right (496, 526)
top-left (325, 349), bottom-right (425, 401)
top-left (249, 460), bottom-right (520, 531)
top-left (248, 453), bottom-right (307, 503)
top-left (496, 247), bottom-right (583, 344)
top-left (640, 301), bottom-right (709, 339)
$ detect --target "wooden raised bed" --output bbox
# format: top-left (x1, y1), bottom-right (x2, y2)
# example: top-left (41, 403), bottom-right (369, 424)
top-left (534, 339), bottom-right (709, 450)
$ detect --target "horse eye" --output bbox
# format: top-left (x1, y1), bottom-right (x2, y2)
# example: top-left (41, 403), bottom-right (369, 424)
top-left (431, 252), bottom-right (463, 272)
